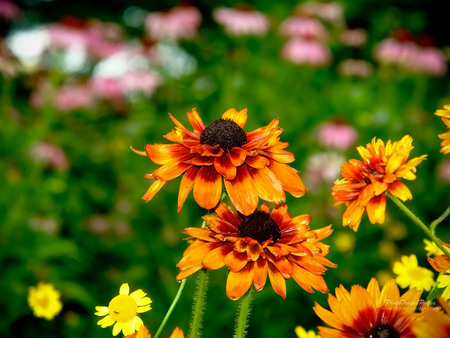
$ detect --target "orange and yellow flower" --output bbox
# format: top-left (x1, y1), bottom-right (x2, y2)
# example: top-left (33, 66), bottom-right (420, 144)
top-left (313, 278), bottom-right (422, 337)
top-left (428, 240), bottom-right (450, 273)
top-left (435, 105), bottom-right (450, 154)
top-left (332, 135), bottom-right (426, 231)
top-left (176, 202), bottom-right (335, 300)
top-left (132, 108), bottom-right (306, 215)
top-left (413, 297), bottom-right (450, 338)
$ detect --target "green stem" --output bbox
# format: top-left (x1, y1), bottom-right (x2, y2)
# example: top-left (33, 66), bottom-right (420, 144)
top-left (388, 193), bottom-right (450, 258)
top-left (154, 279), bottom-right (186, 338)
top-left (430, 206), bottom-right (450, 235)
top-left (234, 287), bottom-right (254, 338)
top-left (188, 269), bottom-right (209, 338)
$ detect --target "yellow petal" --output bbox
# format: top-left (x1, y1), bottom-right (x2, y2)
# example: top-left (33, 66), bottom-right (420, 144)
top-left (94, 306), bottom-right (109, 316)
top-left (120, 283), bottom-right (130, 296)
top-left (97, 315), bottom-right (115, 328)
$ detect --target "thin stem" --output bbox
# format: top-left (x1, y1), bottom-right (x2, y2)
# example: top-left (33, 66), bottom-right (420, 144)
top-left (430, 206), bottom-right (450, 235)
top-left (388, 193), bottom-right (450, 258)
top-left (188, 269), bottom-right (209, 338)
top-left (154, 279), bottom-right (187, 338)
top-left (234, 287), bottom-right (254, 338)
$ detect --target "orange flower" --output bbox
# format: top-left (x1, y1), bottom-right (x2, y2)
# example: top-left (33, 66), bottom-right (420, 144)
top-left (332, 135), bottom-right (426, 231)
top-left (124, 325), bottom-right (184, 338)
top-left (313, 278), bottom-right (422, 337)
top-left (176, 202), bottom-right (335, 300)
top-left (428, 240), bottom-right (450, 272)
top-left (435, 105), bottom-right (450, 155)
top-left (413, 297), bottom-right (450, 338)
top-left (132, 108), bottom-right (306, 215)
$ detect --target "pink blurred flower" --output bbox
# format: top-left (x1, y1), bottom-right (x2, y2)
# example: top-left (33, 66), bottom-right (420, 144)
top-left (317, 119), bottom-right (358, 150)
top-left (145, 5), bottom-right (201, 41)
top-left (54, 84), bottom-right (95, 112)
top-left (121, 71), bottom-right (161, 95)
top-left (340, 28), bottom-right (368, 47)
top-left (412, 46), bottom-right (447, 76)
top-left (90, 76), bottom-right (124, 100)
top-left (282, 37), bottom-right (331, 66)
top-left (213, 6), bottom-right (270, 36)
top-left (29, 142), bottom-right (69, 170)
top-left (280, 15), bottom-right (327, 40)
top-left (337, 59), bottom-right (373, 78)
top-left (297, 1), bottom-right (344, 26)
top-left (305, 151), bottom-right (346, 191)
top-left (438, 160), bottom-right (450, 183)
top-left (0, 0), bottom-right (21, 22)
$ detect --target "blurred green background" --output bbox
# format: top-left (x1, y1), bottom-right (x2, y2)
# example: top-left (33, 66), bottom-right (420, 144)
top-left (1, 0), bottom-right (449, 337)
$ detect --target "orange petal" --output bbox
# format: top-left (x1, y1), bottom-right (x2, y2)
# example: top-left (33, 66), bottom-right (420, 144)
top-left (313, 301), bottom-right (343, 330)
top-left (224, 165), bottom-right (258, 216)
top-left (130, 145), bottom-right (147, 156)
top-left (253, 258), bottom-right (268, 291)
top-left (142, 180), bottom-right (166, 202)
top-left (193, 166), bottom-right (222, 210)
top-left (366, 194), bottom-right (386, 224)
top-left (222, 108), bottom-right (248, 128)
top-left (428, 255), bottom-right (450, 272)
top-left (387, 180), bottom-right (412, 201)
top-left (214, 154), bottom-right (237, 180)
top-left (248, 166), bottom-right (285, 204)
top-left (187, 108), bottom-right (206, 133)
top-left (203, 244), bottom-right (233, 270)
top-left (224, 250), bottom-right (248, 272)
top-left (183, 227), bottom-right (217, 242)
top-left (268, 262), bottom-right (287, 299)
top-left (177, 266), bottom-right (203, 280)
top-left (226, 262), bottom-right (254, 300)
top-left (228, 147), bottom-right (247, 167)
top-left (214, 202), bottom-right (242, 226)
top-left (268, 161), bottom-right (307, 198)
top-left (269, 256), bottom-right (293, 278)
top-left (177, 167), bottom-right (199, 213)
top-left (169, 327), bottom-right (185, 338)
top-left (245, 155), bottom-right (270, 169)
top-left (151, 160), bottom-right (192, 181)
top-left (145, 144), bottom-right (190, 165)
top-left (342, 201), bottom-right (364, 231)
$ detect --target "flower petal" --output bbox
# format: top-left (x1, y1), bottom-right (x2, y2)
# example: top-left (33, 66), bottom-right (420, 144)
top-left (387, 180), bottom-right (412, 201)
top-left (97, 315), bottom-right (115, 328)
top-left (224, 250), bottom-right (248, 272)
top-left (268, 262), bottom-right (287, 299)
top-left (268, 161), bottom-right (307, 198)
top-left (248, 166), bottom-right (285, 204)
top-left (187, 108), bottom-right (206, 133)
top-left (203, 244), bottom-right (233, 270)
top-left (142, 180), bottom-right (166, 202)
top-left (95, 306), bottom-right (109, 316)
top-left (193, 166), bottom-right (222, 210)
top-left (366, 194), bottom-right (386, 224)
top-left (224, 165), bottom-right (258, 216)
top-left (120, 283), bottom-right (130, 295)
top-left (144, 144), bottom-right (190, 165)
top-left (253, 258), bottom-right (268, 291)
top-left (226, 262), bottom-right (254, 300)
top-left (214, 154), bottom-right (237, 180)
top-left (177, 166), bottom-right (199, 213)
top-left (113, 322), bottom-right (123, 336)
top-left (222, 108), bottom-right (247, 128)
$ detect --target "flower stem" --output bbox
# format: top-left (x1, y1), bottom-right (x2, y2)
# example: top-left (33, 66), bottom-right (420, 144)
top-left (234, 287), bottom-right (254, 338)
top-left (430, 206), bottom-right (450, 235)
top-left (154, 278), bottom-right (186, 338)
top-left (388, 193), bottom-right (450, 258)
top-left (188, 269), bottom-right (209, 338)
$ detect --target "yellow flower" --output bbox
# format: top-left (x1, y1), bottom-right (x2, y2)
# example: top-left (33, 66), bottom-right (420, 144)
top-left (95, 283), bottom-right (152, 336)
top-left (437, 275), bottom-right (450, 301)
top-left (393, 254), bottom-right (434, 291)
top-left (424, 239), bottom-right (444, 256)
top-left (435, 105), bottom-right (450, 155)
top-left (333, 231), bottom-right (355, 253)
top-left (27, 282), bottom-right (63, 320)
top-left (295, 325), bottom-right (320, 338)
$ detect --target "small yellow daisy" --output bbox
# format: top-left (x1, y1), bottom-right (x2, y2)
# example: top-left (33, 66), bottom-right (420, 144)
top-left (28, 282), bottom-right (63, 320)
top-left (424, 239), bottom-right (444, 257)
top-left (393, 254), bottom-right (435, 291)
top-left (437, 274), bottom-right (450, 301)
top-left (95, 283), bottom-right (152, 336)
top-left (295, 325), bottom-right (321, 338)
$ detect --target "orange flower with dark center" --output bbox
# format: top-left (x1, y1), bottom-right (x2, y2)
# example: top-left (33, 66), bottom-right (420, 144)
top-left (132, 108), bottom-right (307, 215)
top-left (413, 297), bottom-right (450, 338)
top-left (313, 278), bottom-right (422, 338)
top-left (332, 135), bottom-right (426, 231)
top-left (176, 202), bottom-right (335, 300)
top-left (435, 105), bottom-right (450, 155)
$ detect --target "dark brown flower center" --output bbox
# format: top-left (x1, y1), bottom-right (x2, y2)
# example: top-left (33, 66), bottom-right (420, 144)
top-left (200, 118), bottom-right (247, 152)
top-left (365, 324), bottom-right (399, 338)
top-left (237, 211), bottom-right (281, 244)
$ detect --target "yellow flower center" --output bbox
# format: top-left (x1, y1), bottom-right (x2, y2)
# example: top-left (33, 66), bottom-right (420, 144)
top-left (407, 267), bottom-right (427, 280)
top-left (108, 294), bottom-right (137, 323)
top-left (37, 296), bottom-right (49, 308)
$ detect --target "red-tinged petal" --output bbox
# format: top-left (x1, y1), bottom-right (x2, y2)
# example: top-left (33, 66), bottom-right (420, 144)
top-left (177, 167), bottom-right (199, 213)
top-left (150, 160), bottom-right (192, 181)
top-left (268, 262), bottom-right (287, 299)
top-left (214, 154), bottom-right (237, 180)
top-left (290, 256), bottom-right (327, 275)
top-left (246, 241), bottom-right (262, 261)
top-left (226, 262), bottom-right (254, 300)
top-left (248, 167), bottom-right (285, 204)
top-left (261, 146), bottom-right (295, 164)
top-left (222, 108), bottom-right (248, 128)
top-left (228, 147), bottom-right (247, 167)
top-left (193, 166), bottom-right (222, 210)
top-left (313, 302), bottom-right (344, 331)
top-left (387, 180), bottom-right (412, 201)
top-left (203, 244), bottom-right (233, 270)
top-left (224, 165), bottom-right (258, 216)
top-left (366, 194), bottom-right (386, 224)
top-left (188, 155), bottom-right (215, 166)
top-left (253, 258), bottom-right (268, 291)
top-left (213, 202), bottom-right (242, 227)
top-left (269, 255), bottom-right (293, 278)
top-left (187, 108), bottom-right (206, 133)
top-left (292, 263), bottom-right (328, 293)
top-left (143, 180), bottom-right (166, 202)
top-left (145, 144), bottom-right (190, 165)
top-left (341, 160), bottom-right (366, 181)
top-left (203, 215), bottom-right (237, 235)
top-left (428, 255), bottom-right (450, 272)
top-left (183, 227), bottom-right (218, 242)
top-left (342, 201), bottom-right (364, 231)
top-left (177, 242), bottom-right (222, 270)
top-left (268, 161), bottom-right (307, 198)
top-left (168, 113), bottom-right (198, 139)
top-left (224, 250), bottom-right (248, 272)
top-left (245, 155), bottom-right (270, 169)
top-left (269, 203), bottom-right (289, 226)
top-left (234, 239), bottom-right (248, 253)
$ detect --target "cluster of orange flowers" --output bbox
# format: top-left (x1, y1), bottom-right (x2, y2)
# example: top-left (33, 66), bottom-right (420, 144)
top-left (133, 106), bottom-right (450, 336)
